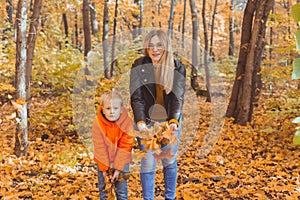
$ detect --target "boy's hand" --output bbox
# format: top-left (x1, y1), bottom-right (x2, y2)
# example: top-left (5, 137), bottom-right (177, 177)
top-left (111, 170), bottom-right (120, 182)
top-left (102, 171), bottom-right (107, 178)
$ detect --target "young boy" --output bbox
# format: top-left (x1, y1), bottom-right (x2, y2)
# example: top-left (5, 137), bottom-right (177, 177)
top-left (92, 90), bottom-right (133, 199)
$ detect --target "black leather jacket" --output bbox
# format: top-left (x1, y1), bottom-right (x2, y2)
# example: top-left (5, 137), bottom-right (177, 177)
top-left (130, 56), bottom-right (186, 125)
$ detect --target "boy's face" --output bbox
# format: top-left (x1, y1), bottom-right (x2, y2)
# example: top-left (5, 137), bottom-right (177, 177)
top-left (102, 98), bottom-right (122, 122)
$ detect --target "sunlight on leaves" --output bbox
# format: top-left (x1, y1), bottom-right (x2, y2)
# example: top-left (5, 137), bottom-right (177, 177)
top-left (293, 129), bottom-right (300, 145)
top-left (291, 3), bottom-right (300, 23)
top-left (295, 30), bottom-right (300, 51)
top-left (292, 117), bottom-right (300, 123)
top-left (292, 58), bottom-right (300, 80)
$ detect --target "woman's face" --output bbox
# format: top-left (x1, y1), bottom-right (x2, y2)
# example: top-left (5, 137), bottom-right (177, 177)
top-left (148, 35), bottom-right (164, 64)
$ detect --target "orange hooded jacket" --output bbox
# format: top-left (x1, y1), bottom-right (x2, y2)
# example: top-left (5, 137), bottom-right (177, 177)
top-left (92, 105), bottom-right (134, 172)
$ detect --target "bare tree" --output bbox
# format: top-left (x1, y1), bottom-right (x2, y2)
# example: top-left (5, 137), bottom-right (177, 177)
top-left (158, 0), bottom-right (162, 28)
top-left (90, 2), bottom-right (98, 35)
top-left (103, 0), bottom-right (110, 78)
top-left (139, 0), bottom-right (143, 31)
top-left (75, 13), bottom-right (79, 49)
top-left (6, 0), bottom-right (13, 23)
top-left (62, 13), bottom-right (69, 44)
top-left (2, 0), bottom-right (13, 52)
top-left (228, 0), bottom-right (235, 56)
top-left (26, 0), bottom-right (42, 117)
top-left (111, 0), bottom-right (119, 77)
top-left (82, 0), bottom-right (91, 57)
top-left (151, 0), bottom-right (155, 27)
top-left (297, 0), bottom-right (300, 89)
top-left (168, 0), bottom-right (175, 37)
top-left (189, 0), bottom-right (200, 90)
top-left (202, 0), bottom-right (211, 101)
top-left (269, 4), bottom-right (275, 66)
top-left (182, 0), bottom-right (187, 48)
top-left (14, 0), bottom-right (29, 157)
top-left (210, 0), bottom-right (218, 59)
top-left (226, 0), bottom-right (274, 125)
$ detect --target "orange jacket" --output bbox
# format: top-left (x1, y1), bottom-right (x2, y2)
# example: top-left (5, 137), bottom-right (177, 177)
top-left (92, 105), bottom-right (134, 171)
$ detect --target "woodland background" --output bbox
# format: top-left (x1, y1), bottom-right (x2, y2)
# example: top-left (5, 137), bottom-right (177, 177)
top-left (1, 0), bottom-right (300, 199)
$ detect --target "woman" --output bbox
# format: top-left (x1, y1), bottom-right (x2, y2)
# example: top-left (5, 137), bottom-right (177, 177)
top-left (130, 29), bottom-right (186, 200)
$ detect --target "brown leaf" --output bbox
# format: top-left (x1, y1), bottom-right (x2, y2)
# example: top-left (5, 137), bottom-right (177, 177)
top-left (153, 148), bottom-right (173, 160)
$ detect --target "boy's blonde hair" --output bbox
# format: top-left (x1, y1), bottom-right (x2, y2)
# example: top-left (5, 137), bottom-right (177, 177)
top-left (100, 89), bottom-right (123, 107)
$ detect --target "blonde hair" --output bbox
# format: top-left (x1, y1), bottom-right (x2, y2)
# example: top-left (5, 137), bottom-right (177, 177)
top-left (143, 29), bottom-right (175, 94)
top-left (100, 89), bottom-right (123, 107)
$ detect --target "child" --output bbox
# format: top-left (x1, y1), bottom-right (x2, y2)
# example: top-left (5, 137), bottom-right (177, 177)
top-left (92, 90), bottom-right (133, 200)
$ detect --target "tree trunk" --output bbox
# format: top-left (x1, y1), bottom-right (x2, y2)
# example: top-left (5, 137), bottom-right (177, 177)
top-left (62, 13), bottom-right (68, 44)
top-left (181, 0), bottom-right (186, 48)
top-left (158, 0), bottom-right (162, 28)
top-left (297, 0), bottom-right (300, 89)
top-left (226, 0), bottom-right (274, 125)
top-left (29, 0), bottom-right (33, 11)
top-left (189, 0), bottom-right (199, 90)
top-left (226, 0), bottom-right (257, 120)
top-left (15, 0), bottom-right (29, 157)
top-left (90, 2), bottom-right (98, 35)
top-left (82, 0), bottom-right (91, 57)
top-left (151, 0), bottom-right (155, 27)
top-left (103, 0), bottom-right (110, 79)
top-left (111, 0), bottom-right (119, 78)
top-left (139, 0), bottom-right (143, 32)
top-left (26, 0), bottom-right (42, 118)
top-left (210, 0), bottom-right (218, 59)
top-left (202, 0), bottom-right (211, 102)
top-left (2, 0), bottom-right (13, 52)
top-left (75, 13), bottom-right (79, 49)
top-left (269, 4), bottom-right (274, 66)
top-left (6, 0), bottom-right (13, 23)
top-left (168, 0), bottom-right (175, 37)
top-left (228, 0), bottom-right (235, 56)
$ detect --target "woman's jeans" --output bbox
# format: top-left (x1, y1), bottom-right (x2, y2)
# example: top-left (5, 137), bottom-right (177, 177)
top-left (97, 164), bottom-right (129, 200)
top-left (137, 125), bottom-right (181, 200)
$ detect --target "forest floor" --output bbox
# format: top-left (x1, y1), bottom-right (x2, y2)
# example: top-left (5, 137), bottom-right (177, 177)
top-left (1, 89), bottom-right (300, 200)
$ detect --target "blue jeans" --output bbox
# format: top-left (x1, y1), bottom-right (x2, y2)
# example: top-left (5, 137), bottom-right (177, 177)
top-left (97, 164), bottom-right (129, 200)
top-left (137, 124), bottom-right (181, 200)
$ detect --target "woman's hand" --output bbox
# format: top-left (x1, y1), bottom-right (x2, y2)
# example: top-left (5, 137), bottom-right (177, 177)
top-left (137, 123), bottom-right (148, 132)
top-left (168, 123), bottom-right (178, 132)
top-left (111, 170), bottom-right (120, 182)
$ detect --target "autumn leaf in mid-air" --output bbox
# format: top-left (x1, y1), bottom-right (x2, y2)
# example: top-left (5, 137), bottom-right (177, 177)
top-left (132, 149), bottom-right (147, 160)
top-left (141, 137), bottom-right (160, 150)
top-left (157, 125), bottom-right (178, 145)
top-left (153, 148), bottom-right (174, 160)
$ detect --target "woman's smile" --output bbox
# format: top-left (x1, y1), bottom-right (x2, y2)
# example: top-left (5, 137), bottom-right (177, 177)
top-left (148, 35), bottom-right (164, 64)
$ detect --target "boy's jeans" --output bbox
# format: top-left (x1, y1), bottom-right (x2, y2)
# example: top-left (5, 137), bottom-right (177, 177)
top-left (137, 125), bottom-right (181, 200)
top-left (97, 164), bottom-right (129, 200)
